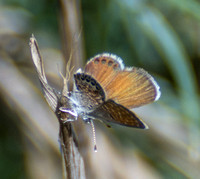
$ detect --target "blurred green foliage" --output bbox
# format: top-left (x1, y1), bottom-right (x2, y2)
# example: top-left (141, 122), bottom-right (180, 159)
top-left (0, 0), bottom-right (200, 178)
top-left (0, 98), bottom-right (27, 179)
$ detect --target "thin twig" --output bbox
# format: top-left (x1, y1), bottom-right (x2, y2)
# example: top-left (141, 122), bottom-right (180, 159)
top-left (29, 35), bottom-right (86, 179)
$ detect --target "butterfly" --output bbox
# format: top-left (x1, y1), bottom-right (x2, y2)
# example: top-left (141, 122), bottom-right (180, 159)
top-left (60, 53), bottom-right (161, 150)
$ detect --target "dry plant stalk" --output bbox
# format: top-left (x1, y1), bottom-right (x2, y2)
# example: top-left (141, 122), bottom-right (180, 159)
top-left (29, 35), bottom-right (86, 179)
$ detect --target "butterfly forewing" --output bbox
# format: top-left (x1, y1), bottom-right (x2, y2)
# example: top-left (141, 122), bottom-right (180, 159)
top-left (73, 73), bottom-right (105, 111)
top-left (105, 68), bottom-right (160, 108)
top-left (85, 54), bottom-right (124, 88)
top-left (84, 54), bottom-right (160, 109)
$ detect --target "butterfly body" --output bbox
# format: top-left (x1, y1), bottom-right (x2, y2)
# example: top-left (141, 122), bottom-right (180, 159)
top-left (65, 53), bottom-right (161, 129)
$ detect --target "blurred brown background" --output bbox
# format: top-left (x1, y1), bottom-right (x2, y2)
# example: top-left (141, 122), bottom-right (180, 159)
top-left (0, 0), bottom-right (200, 178)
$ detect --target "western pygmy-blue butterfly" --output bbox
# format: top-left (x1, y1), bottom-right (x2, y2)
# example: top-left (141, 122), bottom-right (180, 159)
top-left (60, 53), bottom-right (161, 151)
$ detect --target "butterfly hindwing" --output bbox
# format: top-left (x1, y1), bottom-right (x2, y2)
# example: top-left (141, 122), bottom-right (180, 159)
top-left (89, 100), bottom-right (148, 129)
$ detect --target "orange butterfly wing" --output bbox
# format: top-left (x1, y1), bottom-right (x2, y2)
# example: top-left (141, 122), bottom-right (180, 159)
top-left (84, 54), bottom-right (160, 109)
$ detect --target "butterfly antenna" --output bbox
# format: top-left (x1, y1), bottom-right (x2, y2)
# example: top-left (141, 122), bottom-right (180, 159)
top-left (66, 51), bottom-right (74, 81)
top-left (57, 64), bottom-right (65, 81)
top-left (90, 120), bottom-right (97, 152)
